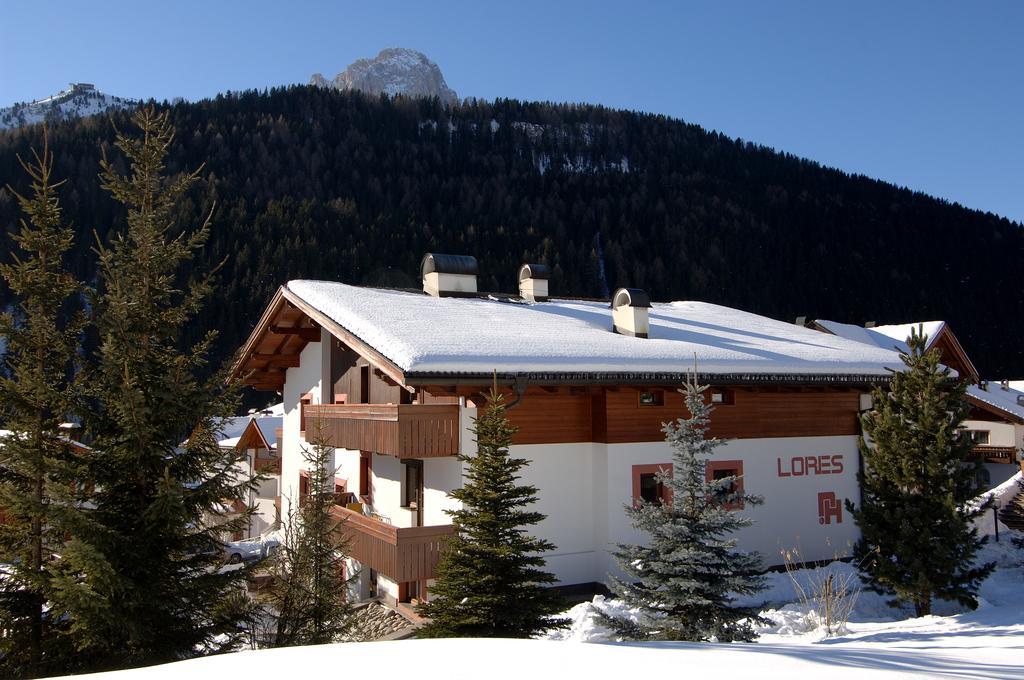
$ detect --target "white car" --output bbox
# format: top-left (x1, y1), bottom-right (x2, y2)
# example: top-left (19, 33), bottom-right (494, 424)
top-left (224, 531), bottom-right (284, 564)
top-left (223, 537), bottom-right (264, 564)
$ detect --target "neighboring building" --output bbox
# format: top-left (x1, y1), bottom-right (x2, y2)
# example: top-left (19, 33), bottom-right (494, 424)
top-left (811, 319), bottom-right (1023, 485)
top-left (218, 404), bottom-right (284, 539)
top-left (962, 381), bottom-right (1024, 483)
top-left (231, 254), bottom-right (904, 607)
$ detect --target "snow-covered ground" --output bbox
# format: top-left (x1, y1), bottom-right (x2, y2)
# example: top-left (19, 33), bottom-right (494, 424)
top-left (58, 477), bottom-right (1024, 680)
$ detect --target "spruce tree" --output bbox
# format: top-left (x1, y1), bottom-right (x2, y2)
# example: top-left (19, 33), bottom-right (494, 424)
top-left (269, 422), bottom-right (354, 647)
top-left (417, 388), bottom-right (568, 638)
top-left (0, 131), bottom-right (83, 678)
top-left (48, 108), bottom-right (255, 669)
top-left (605, 376), bottom-right (767, 642)
top-left (848, 328), bottom-right (994, 617)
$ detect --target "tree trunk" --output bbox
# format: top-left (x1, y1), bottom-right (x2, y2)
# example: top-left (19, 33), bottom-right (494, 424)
top-left (914, 593), bottom-right (932, 617)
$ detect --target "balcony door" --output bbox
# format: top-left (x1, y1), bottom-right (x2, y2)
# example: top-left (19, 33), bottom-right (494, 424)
top-left (402, 459), bottom-right (424, 527)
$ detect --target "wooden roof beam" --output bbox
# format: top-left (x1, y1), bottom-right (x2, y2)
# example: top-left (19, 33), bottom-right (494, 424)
top-left (270, 325), bottom-right (321, 342)
top-left (251, 353), bottom-right (301, 368)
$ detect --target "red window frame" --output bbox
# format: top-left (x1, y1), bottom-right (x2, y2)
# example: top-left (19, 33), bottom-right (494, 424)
top-left (631, 463), bottom-right (673, 505)
top-left (705, 459), bottom-right (745, 510)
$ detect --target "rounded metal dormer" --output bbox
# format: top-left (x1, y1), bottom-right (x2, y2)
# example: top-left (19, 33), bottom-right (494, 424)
top-left (611, 287), bottom-right (652, 309)
top-left (518, 263), bottom-right (551, 282)
top-left (421, 253), bottom-right (479, 278)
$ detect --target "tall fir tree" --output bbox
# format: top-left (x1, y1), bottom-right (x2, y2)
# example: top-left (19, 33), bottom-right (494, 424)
top-left (269, 422), bottom-right (354, 647)
top-left (417, 387), bottom-right (568, 638)
top-left (848, 328), bottom-right (994, 617)
top-left (47, 108), bottom-right (255, 670)
top-left (0, 130), bottom-right (84, 678)
top-left (605, 376), bottom-right (767, 642)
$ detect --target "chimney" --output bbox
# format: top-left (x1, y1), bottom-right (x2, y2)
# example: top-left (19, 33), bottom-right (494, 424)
top-left (794, 315), bottom-right (807, 327)
top-left (421, 253), bottom-right (478, 298)
top-left (610, 288), bottom-right (651, 338)
top-left (518, 263), bottom-right (550, 302)
top-left (864, 321), bottom-right (876, 329)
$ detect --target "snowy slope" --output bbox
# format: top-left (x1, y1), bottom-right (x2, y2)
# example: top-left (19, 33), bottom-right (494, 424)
top-left (0, 83), bottom-right (138, 130)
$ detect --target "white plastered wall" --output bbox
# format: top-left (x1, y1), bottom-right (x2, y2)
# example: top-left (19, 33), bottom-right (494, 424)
top-left (508, 434), bottom-right (862, 587)
top-left (280, 333), bottom-right (331, 530)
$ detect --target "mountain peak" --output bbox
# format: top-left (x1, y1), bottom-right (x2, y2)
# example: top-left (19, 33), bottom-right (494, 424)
top-left (0, 83), bottom-right (137, 130)
top-left (311, 48), bottom-right (458, 104)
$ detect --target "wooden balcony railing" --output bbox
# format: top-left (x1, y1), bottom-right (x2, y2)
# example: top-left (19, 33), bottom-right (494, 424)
top-left (303, 404), bottom-right (460, 458)
top-left (971, 446), bottom-right (1017, 464)
top-left (254, 457), bottom-right (281, 475)
top-left (330, 504), bottom-right (455, 582)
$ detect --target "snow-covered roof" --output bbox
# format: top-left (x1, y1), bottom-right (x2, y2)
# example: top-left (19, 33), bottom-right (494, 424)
top-left (967, 383), bottom-right (1024, 423)
top-left (814, 319), bottom-right (945, 354)
top-left (0, 429), bottom-right (89, 451)
top-left (285, 280), bottom-right (904, 381)
top-left (217, 404), bottom-right (283, 449)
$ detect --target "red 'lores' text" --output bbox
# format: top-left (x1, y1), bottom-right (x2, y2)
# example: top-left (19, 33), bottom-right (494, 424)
top-left (776, 455), bottom-right (844, 477)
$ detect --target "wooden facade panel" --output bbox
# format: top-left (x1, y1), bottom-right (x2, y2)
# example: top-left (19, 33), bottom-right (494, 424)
top-left (505, 388), bottom-right (593, 445)
top-left (603, 388), bottom-right (861, 443)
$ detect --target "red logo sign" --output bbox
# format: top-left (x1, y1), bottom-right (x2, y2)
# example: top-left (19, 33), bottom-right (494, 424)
top-left (777, 454), bottom-right (845, 477)
top-left (818, 492), bottom-right (842, 525)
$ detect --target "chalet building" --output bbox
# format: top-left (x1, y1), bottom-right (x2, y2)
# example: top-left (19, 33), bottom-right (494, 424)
top-left (218, 405), bottom-right (284, 538)
top-left (812, 319), bottom-right (1024, 484)
top-left (231, 255), bottom-right (905, 607)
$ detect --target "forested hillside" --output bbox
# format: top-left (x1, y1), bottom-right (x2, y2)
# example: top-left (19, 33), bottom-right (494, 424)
top-left (1, 86), bottom-right (1021, 378)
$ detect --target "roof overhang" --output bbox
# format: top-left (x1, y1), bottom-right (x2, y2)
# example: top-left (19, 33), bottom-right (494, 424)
top-left (230, 286), bottom-right (409, 392)
top-left (404, 370), bottom-right (894, 388)
top-left (234, 419), bottom-right (274, 451)
top-left (966, 393), bottom-right (1024, 424)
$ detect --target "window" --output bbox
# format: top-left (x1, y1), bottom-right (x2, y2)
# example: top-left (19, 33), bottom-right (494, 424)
top-left (705, 460), bottom-right (744, 510)
top-left (402, 460), bottom-right (423, 509)
top-left (638, 390), bottom-right (664, 406)
top-left (632, 464), bottom-right (671, 505)
top-left (710, 389), bottom-right (734, 405)
top-left (359, 365), bottom-right (370, 404)
top-left (638, 473), bottom-right (664, 504)
top-left (967, 430), bottom-right (990, 445)
top-left (359, 452), bottom-right (372, 501)
top-left (299, 393), bottom-right (313, 436)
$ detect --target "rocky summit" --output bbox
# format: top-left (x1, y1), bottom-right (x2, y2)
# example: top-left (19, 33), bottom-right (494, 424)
top-left (310, 48), bottom-right (458, 103)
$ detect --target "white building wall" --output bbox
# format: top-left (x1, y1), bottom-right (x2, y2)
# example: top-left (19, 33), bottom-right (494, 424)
top-left (507, 434), bottom-right (862, 587)
top-left (963, 419), bottom-right (1020, 449)
top-left (423, 457), bottom-right (462, 526)
top-left (515, 443), bottom-right (602, 586)
top-left (280, 339), bottom-right (326, 529)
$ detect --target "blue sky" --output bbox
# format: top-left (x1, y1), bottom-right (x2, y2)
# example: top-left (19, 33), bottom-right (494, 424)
top-left (3, 1), bottom-right (1022, 222)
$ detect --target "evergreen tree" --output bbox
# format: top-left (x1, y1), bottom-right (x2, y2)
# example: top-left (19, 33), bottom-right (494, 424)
top-left (417, 388), bottom-right (568, 638)
top-left (0, 130), bottom-right (83, 678)
top-left (48, 108), bottom-right (254, 669)
top-left (848, 328), bottom-right (995, 617)
top-left (605, 376), bottom-right (767, 642)
top-left (269, 422), bottom-right (354, 647)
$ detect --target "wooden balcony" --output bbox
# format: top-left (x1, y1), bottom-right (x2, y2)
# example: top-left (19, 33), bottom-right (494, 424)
top-left (303, 404), bottom-right (460, 458)
top-left (330, 504), bottom-right (455, 582)
top-left (254, 456), bottom-right (281, 475)
top-left (971, 446), bottom-right (1017, 464)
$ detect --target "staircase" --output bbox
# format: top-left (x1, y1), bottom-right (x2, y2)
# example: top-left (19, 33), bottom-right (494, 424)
top-left (997, 484), bottom-right (1024, 531)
